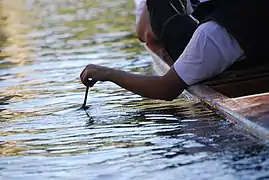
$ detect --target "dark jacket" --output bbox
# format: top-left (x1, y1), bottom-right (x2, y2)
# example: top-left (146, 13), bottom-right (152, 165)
top-left (150, 0), bottom-right (269, 62)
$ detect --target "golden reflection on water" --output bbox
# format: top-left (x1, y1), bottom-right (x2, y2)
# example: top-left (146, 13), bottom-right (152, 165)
top-left (0, 0), bottom-right (144, 156)
top-left (0, 1), bottom-right (39, 121)
top-left (0, 1), bottom-right (269, 179)
top-left (0, 0), bottom-right (34, 65)
top-left (0, 140), bottom-right (26, 156)
top-left (0, 0), bottom-right (143, 122)
top-left (0, 0), bottom-right (218, 157)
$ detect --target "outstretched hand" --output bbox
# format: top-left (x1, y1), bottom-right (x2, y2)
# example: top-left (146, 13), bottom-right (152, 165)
top-left (80, 62), bottom-right (186, 101)
top-left (80, 64), bottom-right (111, 87)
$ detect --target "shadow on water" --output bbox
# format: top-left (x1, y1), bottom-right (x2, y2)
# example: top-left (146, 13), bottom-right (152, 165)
top-left (2, 97), bottom-right (268, 179)
top-left (0, 0), bottom-right (269, 180)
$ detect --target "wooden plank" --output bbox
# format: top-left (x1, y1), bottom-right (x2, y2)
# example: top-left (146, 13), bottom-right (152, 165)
top-left (211, 76), bottom-right (269, 98)
top-left (204, 72), bottom-right (269, 86)
top-left (187, 85), bottom-right (269, 140)
top-left (233, 93), bottom-right (269, 127)
top-left (202, 62), bottom-right (269, 97)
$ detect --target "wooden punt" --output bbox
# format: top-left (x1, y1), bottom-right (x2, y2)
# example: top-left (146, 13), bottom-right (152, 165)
top-left (145, 44), bottom-right (269, 141)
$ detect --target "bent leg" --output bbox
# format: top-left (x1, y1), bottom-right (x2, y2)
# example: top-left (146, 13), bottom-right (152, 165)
top-left (146, 0), bottom-right (197, 61)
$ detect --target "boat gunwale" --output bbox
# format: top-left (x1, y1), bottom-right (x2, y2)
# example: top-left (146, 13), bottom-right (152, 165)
top-left (145, 44), bottom-right (269, 141)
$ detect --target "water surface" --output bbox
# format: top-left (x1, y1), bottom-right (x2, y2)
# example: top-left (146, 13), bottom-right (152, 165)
top-left (1, 0), bottom-right (269, 179)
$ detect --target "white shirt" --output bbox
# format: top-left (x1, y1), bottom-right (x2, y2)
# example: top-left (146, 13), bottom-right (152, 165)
top-left (174, 21), bottom-right (245, 85)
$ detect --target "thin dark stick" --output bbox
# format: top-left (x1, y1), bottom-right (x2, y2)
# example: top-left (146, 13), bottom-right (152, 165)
top-left (81, 86), bottom-right (89, 109)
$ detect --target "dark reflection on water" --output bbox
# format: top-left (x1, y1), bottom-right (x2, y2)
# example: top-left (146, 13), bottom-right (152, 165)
top-left (0, 0), bottom-right (269, 180)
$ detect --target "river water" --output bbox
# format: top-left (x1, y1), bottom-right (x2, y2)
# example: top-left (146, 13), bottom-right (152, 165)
top-left (0, 0), bottom-right (269, 180)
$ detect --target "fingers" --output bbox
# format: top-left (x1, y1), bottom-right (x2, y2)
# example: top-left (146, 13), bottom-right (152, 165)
top-left (80, 67), bottom-right (87, 86)
top-left (80, 67), bottom-right (86, 82)
top-left (88, 79), bottom-right (97, 87)
top-left (80, 65), bottom-right (97, 87)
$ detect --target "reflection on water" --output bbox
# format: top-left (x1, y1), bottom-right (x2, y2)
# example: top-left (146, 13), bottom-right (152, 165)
top-left (0, 0), bottom-right (269, 179)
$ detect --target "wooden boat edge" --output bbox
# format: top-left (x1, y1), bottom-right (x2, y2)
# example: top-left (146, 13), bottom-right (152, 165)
top-left (144, 44), bottom-right (269, 141)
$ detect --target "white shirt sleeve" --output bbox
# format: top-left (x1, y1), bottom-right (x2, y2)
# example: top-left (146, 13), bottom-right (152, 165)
top-left (134, 0), bottom-right (146, 24)
top-left (174, 21), bottom-right (244, 85)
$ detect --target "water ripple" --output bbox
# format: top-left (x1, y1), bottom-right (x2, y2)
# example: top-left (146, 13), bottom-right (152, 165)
top-left (1, 0), bottom-right (269, 179)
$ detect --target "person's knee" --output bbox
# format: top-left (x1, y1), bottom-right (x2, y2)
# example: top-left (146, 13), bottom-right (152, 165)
top-left (136, 4), bottom-right (153, 43)
top-left (136, 23), bottom-right (146, 42)
top-left (137, 23), bottom-right (159, 44)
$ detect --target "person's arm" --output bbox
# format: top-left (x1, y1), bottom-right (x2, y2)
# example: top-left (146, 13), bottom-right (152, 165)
top-left (80, 64), bottom-right (187, 101)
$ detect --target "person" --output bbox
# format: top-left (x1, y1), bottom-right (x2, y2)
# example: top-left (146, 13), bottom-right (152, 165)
top-left (80, 0), bottom-right (269, 101)
top-left (135, 0), bottom-right (196, 44)
top-left (135, 0), bottom-right (199, 66)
